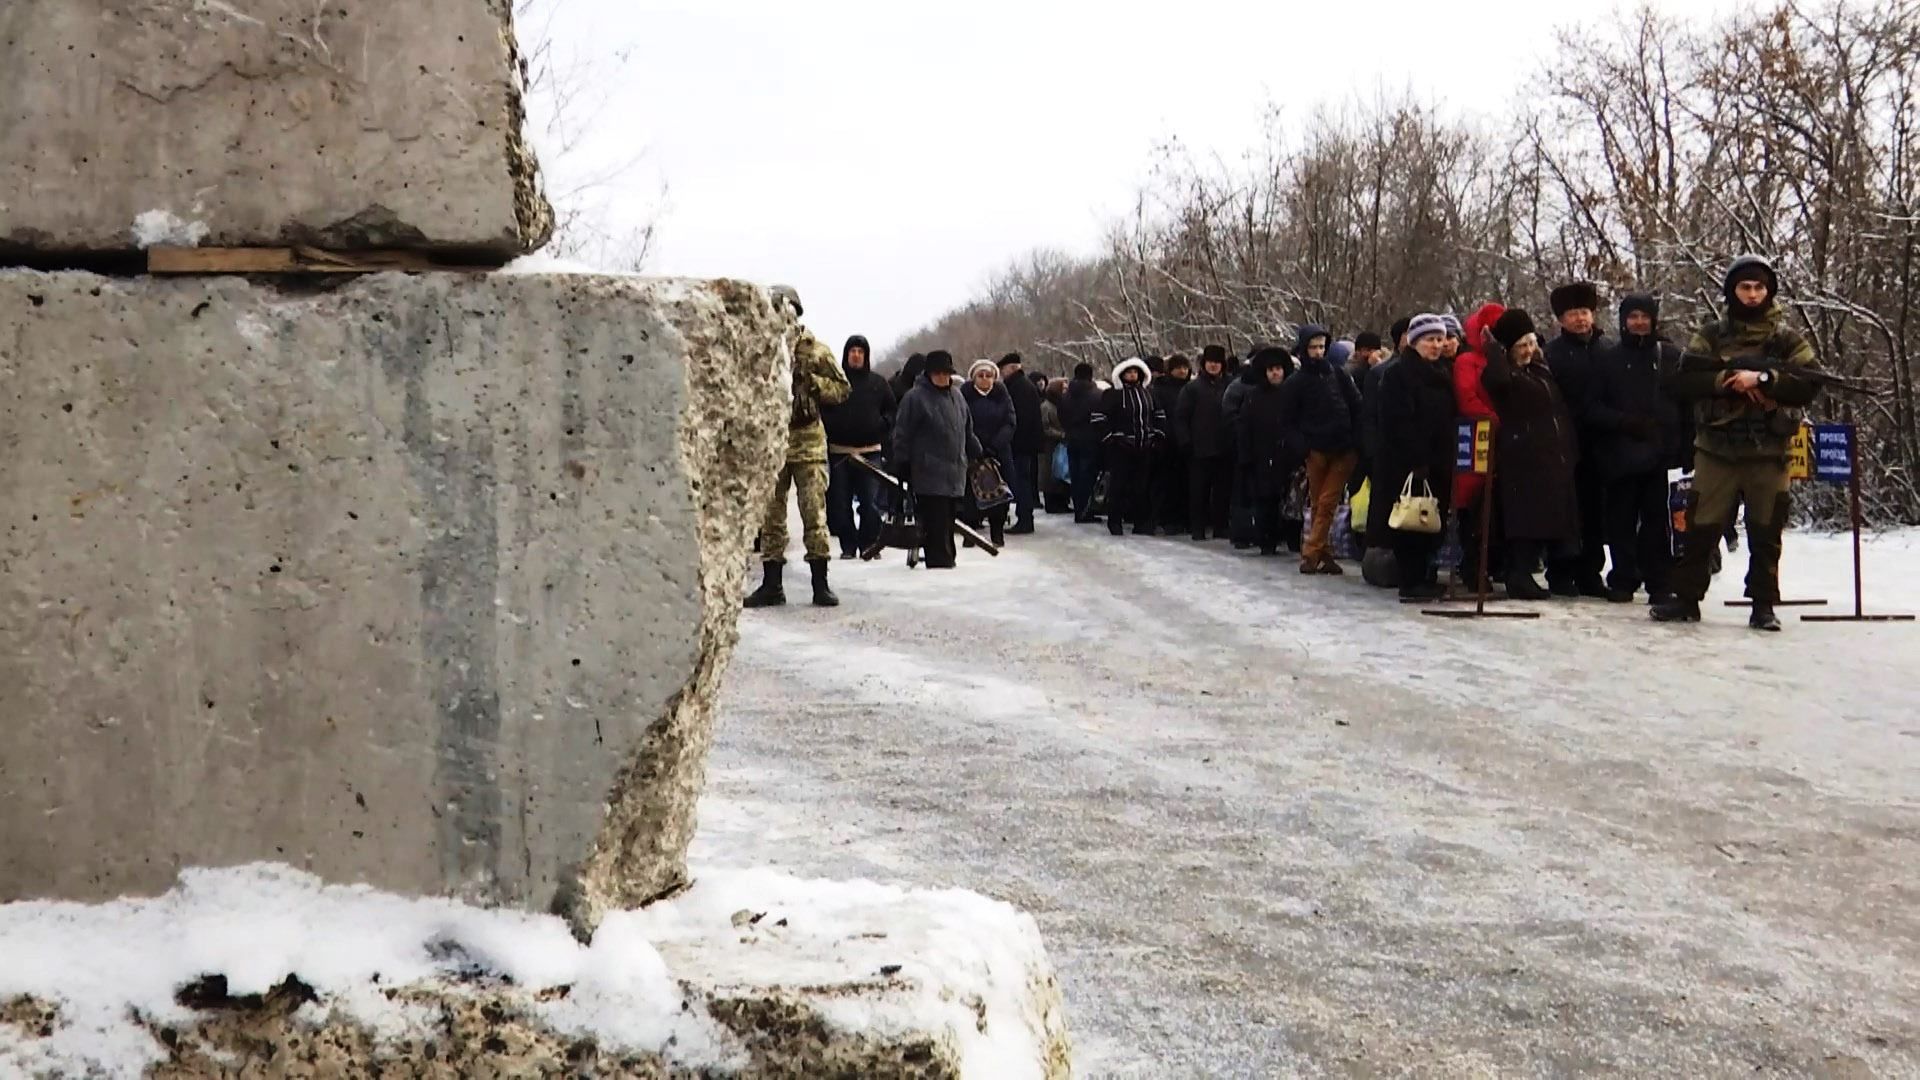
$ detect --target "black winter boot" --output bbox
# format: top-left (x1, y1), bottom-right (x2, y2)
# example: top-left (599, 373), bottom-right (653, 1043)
top-left (1749, 602), bottom-right (1781, 632)
top-left (808, 559), bottom-right (839, 608)
top-left (743, 561), bottom-right (785, 608)
top-left (1649, 597), bottom-right (1701, 623)
top-left (1506, 571), bottom-right (1552, 601)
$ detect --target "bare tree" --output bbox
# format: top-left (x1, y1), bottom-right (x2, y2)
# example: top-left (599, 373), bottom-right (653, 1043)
top-left (513, 0), bottom-right (664, 270)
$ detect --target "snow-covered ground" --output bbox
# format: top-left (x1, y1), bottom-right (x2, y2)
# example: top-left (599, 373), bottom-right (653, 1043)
top-left (0, 864), bottom-right (1061, 1078)
top-left (701, 520), bottom-right (1920, 1077)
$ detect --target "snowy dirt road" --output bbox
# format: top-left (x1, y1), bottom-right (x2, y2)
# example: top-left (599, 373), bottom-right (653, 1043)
top-left (695, 520), bottom-right (1920, 1078)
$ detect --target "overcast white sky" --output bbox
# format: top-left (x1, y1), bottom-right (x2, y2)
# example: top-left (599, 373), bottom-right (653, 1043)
top-left (525, 0), bottom-right (1740, 356)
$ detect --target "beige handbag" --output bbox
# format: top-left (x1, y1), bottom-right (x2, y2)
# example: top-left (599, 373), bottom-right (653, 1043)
top-left (1388, 474), bottom-right (1443, 534)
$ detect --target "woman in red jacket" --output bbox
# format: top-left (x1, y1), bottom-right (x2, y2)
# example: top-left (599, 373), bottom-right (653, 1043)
top-left (1452, 302), bottom-right (1506, 588)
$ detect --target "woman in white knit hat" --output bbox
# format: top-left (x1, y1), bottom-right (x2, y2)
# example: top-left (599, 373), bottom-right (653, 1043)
top-left (961, 358), bottom-right (1018, 546)
top-left (1367, 314), bottom-right (1459, 599)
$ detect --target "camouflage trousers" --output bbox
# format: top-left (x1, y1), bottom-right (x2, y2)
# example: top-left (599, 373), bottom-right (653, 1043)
top-left (760, 461), bottom-right (832, 563)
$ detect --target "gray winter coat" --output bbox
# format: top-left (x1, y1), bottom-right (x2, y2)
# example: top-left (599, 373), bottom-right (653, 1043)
top-left (892, 374), bottom-right (984, 498)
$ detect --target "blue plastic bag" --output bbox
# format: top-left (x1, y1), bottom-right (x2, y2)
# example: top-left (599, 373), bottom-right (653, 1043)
top-left (1051, 443), bottom-right (1071, 484)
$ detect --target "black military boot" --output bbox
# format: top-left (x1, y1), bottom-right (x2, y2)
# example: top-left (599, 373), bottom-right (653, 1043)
top-left (1506, 570), bottom-right (1552, 601)
top-left (1748, 602), bottom-right (1782, 632)
top-left (808, 559), bottom-right (839, 608)
top-left (743, 561), bottom-right (785, 608)
top-left (1649, 596), bottom-right (1701, 623)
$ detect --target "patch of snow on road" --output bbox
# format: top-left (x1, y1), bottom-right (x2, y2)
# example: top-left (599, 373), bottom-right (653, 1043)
top-left (130, 210), bottom-right (208, 249)
top-left (0, 863), bottom-right (1062, 1080)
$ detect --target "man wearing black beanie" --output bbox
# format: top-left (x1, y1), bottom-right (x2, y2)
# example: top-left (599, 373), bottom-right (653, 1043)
top-left (997, 352), bottom-right (1044, 535)
top-left (1589, 294), bottom-right (1688, 606)
top-left (1654, 255), bottom-right (1822, 631)
top-left (1176, 344), bottom-right (1236, 539)
top-left (1060, 361), bottom-right (1106, 521)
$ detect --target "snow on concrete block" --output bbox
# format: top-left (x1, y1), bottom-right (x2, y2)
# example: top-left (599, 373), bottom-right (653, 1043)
top-left (0, 0), bottom-right (553, 256)
top-left (0, 270), bottom-right (790, 927)
top-left (0, 864), bottom-right (1074, 1078)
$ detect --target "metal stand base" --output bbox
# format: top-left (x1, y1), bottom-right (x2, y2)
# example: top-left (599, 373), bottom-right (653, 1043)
top-left (1725, 598), bottom-right (1827, 607)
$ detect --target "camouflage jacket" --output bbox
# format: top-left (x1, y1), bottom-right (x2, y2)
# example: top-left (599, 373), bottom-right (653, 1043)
top-left (1667, 304), bottom-right (1821, 461)
top-left (785, 328), bottom-right (851, 464)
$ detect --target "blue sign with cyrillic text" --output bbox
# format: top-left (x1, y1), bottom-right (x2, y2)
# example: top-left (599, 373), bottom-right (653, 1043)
top-left (1456, 421), bottom-right (1473, 472)
top-left (1813, 423), bottom-right (1853, 485)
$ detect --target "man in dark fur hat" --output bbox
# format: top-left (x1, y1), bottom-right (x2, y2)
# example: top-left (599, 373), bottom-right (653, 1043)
top-left (1543, 281), bottom-right (1613, 598)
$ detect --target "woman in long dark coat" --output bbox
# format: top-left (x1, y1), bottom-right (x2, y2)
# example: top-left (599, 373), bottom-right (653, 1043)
top-left (1479, 308), bottom-right (1581, 600)
top-left (961, 358), bottom-right (1018, 546)
top-left (1236, 347), bottom-right (1303, 555)
top-left (1368, 315), bottom-right (1459, 599)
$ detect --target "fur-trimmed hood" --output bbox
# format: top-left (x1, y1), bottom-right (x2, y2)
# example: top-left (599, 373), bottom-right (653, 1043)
top-left (1112, 357), bottom-right (1154, 386)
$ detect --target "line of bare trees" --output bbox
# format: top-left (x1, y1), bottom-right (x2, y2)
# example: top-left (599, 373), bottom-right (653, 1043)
top-left (889, 1), bottom-right (1920, 523)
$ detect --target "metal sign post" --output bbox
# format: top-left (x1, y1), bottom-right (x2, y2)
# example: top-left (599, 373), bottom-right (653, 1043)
top-left (1802, 424), bottom-right (1913, 623)
top-left (1424, 418), bottom-right (1540, 621)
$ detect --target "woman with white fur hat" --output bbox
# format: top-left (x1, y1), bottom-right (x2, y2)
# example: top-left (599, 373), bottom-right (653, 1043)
top-left (1092, 358), bottom-right (1168, 536)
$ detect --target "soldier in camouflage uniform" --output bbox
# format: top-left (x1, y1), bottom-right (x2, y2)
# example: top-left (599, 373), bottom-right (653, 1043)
top-left (1653, 255), bottom-right (1822, 631)
top-left (745, 286), bottom-right (852, 608)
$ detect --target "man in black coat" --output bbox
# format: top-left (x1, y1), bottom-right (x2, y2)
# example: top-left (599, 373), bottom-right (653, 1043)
top-left (997, 352), bottom-right (1045, 534)
top-left (1151, 354), bottom-right (1192, 536)
top-left (1175, 345), bottom-right (1234, 540)
top-left (1542, 282), bottom-right (1614, 597)
top-left (1589, 294), bottom-right (1689, 605)
top-left (1276, 326), bottom-right (1363, 573)
top-left (1060, 362), bottom-right (1105, 522)
top-left (821, 334), bottom-right (896, 560)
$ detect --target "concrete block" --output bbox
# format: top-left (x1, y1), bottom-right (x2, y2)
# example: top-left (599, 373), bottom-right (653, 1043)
top-left (0, 270), bottom-right (790, 925)
top-left (0, 0), bottom-right (553, 256)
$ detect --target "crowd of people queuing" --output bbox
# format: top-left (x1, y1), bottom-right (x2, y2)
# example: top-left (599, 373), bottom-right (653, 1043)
top-left (752, 256), bottom-right (1824, 632)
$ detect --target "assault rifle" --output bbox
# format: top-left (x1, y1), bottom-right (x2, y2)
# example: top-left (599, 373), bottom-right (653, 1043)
top-left (1675, 352), bottom-right (1874, 395)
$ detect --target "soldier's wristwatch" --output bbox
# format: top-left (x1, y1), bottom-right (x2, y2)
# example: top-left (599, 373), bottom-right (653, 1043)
top-left (1757, 370), bottom-right (1775, 387)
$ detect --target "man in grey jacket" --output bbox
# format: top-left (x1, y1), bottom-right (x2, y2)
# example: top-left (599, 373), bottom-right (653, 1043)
top-left (892, 350), bottom-right (984, 569)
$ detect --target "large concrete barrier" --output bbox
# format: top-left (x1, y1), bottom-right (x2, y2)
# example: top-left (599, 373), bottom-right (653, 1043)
top-left (0, 269), bottom-right (789, 930)
top-left (0, 0), bottom-right (552, 256)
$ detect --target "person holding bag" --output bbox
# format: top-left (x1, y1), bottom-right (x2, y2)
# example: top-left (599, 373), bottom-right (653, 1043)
top-left (892, 351), bottom-right (984, 570)
top-left (961, 359), bottom-right (1018, 547)
top-left (1477, 308), bottom-right (1583, 600)
top-left (1368, 314), bottom-right (1459, 600)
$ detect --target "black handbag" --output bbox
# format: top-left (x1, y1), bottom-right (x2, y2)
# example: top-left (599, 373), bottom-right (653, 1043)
top-left (866, 495), bottom-right (924, 559)
top-left (969, 459), bottom-right (1014, 510)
